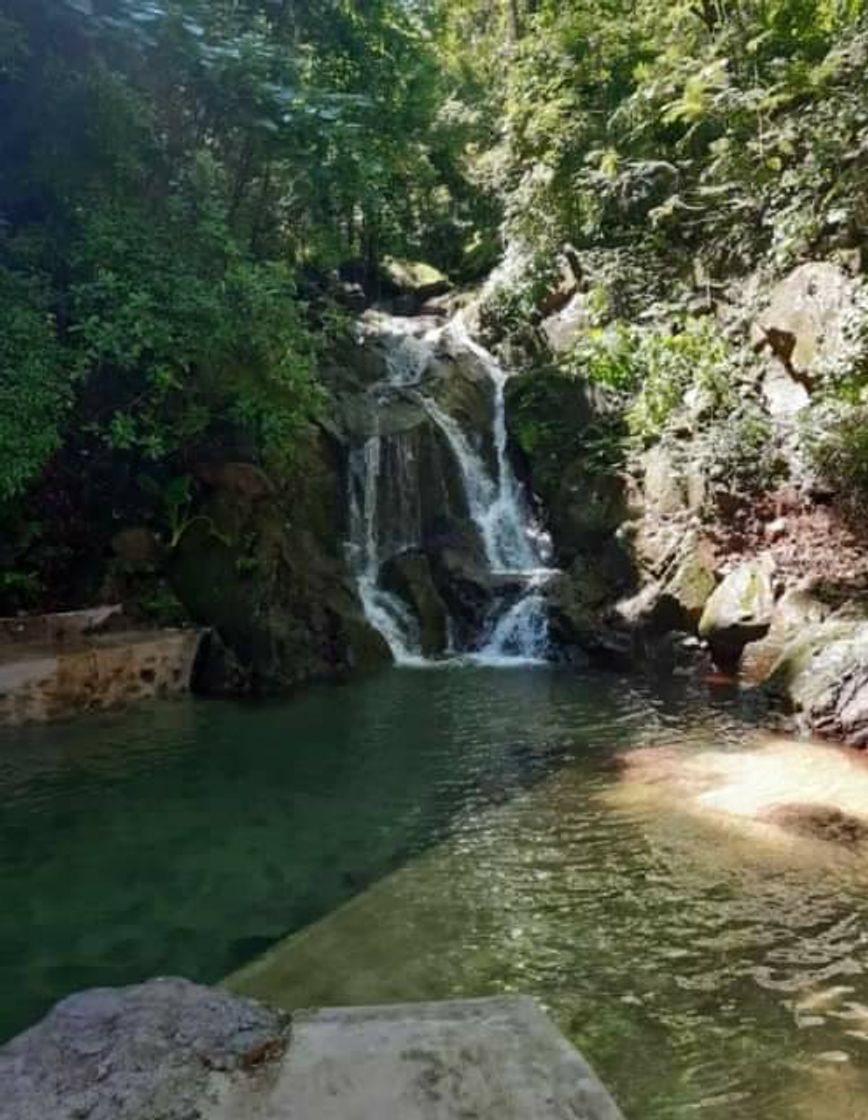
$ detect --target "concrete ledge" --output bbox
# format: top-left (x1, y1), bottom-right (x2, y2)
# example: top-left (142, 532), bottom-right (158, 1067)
top-left (212, 996), bottom-right (625, 1120)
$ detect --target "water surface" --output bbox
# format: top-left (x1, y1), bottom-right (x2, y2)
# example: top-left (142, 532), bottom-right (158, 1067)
top-left (3, 668), bottom-right (868, 1118)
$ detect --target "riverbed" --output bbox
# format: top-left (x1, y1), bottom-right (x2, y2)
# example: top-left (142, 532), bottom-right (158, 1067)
top-left (3, 667), bottom-right (868, 1118)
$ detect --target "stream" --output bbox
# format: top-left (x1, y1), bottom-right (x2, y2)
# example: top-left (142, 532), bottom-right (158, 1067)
top-left (4, 669), bottom-right (868, 1119)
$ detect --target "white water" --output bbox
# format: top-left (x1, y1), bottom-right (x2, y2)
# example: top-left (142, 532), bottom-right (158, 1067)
top-left (348, 311), bottom-right (556, 665)
top-left (348, 437), bottom-right (425, 665)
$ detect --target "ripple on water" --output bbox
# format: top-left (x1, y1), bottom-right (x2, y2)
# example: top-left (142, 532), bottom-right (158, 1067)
top-left (4, 669), bottom-right (868, 1119)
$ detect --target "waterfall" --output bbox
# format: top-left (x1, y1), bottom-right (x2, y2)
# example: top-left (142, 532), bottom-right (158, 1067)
top-left (347, 310), bottom-right (555, 666)
top-left (347, 437), bottom-right (425, 665)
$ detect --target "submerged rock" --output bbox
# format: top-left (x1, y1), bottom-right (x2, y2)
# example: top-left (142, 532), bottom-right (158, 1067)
top-left (699, 555), bottom-right (776, 669)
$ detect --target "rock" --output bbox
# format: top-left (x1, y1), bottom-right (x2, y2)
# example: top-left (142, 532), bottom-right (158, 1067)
top-left (0, 978), bottom-right (288, 1120)
top-left (212, 998), bottom-right (625, 1120)
top-left (383, 258), bottom-right (451, 302)
top-left (0, 605), bottom-right (122, 645)
top-left (754, 261), bottom-right (858, 385)
top-left (642, 445), bottom-right (686, 515)
top-left (541, 292), bottom-right (590, 354)
top-left (698, 555), bottom-right (776, 669)
top-left (763, 620), bottom-right (868, 746)
top-left (761, 363), bottom-right (810, 417)
top-left (424, 342), bottom-right (495, 439)
top-left (194, 462), bottom-right (276, 500)
top-left (549, 463), bottom-right (629, 565)
top-left (759, 804), bottom-right (868, 847)
top-left (425, 518), bottom-right (524, 642)
top-left (111, 527), bottom-right (163, 572)
top-left (380, 550), bottom-right (450, 657)
top-left (741, 584), bottom-right (831, 685)
top-left (649, 537), bottom-right (718, 634)
top-left (171, 427), bottom-right (392, 693)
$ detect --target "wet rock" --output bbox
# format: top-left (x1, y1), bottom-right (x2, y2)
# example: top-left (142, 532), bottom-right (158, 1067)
top-left (425, 518), bottom-right (523, 642)
top-left (380, 550), bottom-right (450, 656)
top-left (172, 428), bottom-right (391, 693)
top-left (550, 464), bottom-right (629, 565)
top-left (759, 803), bottom-right (868, 847)
top-left (194, 462), bottom-right (276, 500)
top-left (424, 341), bottom-right (495, 439)
top-left (763, 620), bottom-right (868, 746)
top-left (698, 555), bottom-right (776, 669)
top-left (0, 978), bottom-right (289, 1120)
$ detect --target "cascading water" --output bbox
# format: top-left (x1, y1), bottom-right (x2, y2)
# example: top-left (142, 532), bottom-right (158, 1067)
top-left (347, 437), bottom-right (424, 665)
top-left (347, 310), bottom-right (556, 666)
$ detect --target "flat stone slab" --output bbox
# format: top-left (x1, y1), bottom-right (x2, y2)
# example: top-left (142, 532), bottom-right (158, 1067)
top-left (211, 997), bottom-right (625, 1120)
top-left (0, 981), bottom-right (625, 1120)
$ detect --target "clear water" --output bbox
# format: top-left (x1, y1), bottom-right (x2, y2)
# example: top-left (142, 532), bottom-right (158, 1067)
top-left (3, 669), bottom-right (868, 1118)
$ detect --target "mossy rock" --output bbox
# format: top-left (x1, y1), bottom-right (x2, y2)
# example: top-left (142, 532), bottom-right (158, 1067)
top-left (698, 557), bottom-right (775, 669)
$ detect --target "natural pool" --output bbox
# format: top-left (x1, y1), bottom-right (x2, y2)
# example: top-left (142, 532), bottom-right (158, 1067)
top-left (3, 666), bottom-right (868, 1118)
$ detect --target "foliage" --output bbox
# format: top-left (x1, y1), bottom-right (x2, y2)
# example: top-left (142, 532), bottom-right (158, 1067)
top-left (0, 270), bottom-right (70, 501)
top-left (803, 402), bottom-right (868, 510)
top-left (562, 317), bottom-right (733, 441)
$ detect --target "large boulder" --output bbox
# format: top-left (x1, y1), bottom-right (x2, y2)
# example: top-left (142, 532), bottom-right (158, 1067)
top-left (763, 620), bottom-right (868, 746)
top-left (171, 426), bottom-right (391, 693)
top-left (648, 536), bottom-right (718, 634)
top-left (741, 583), bottom-right (832, 685)
top-left (698, 555), bottom-right (776, 669)
top-left (541, 292), bottom-right (590, 354)
top-left (0, 978), bottom-right (288, 1120)
top-left (754, 261), bottom-right (858, 385)
top-left (753, 261), bottom-right (862, 417)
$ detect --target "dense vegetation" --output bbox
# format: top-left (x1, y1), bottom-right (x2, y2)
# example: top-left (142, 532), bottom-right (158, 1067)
top-left (2, 0), bottom-right (868, 611)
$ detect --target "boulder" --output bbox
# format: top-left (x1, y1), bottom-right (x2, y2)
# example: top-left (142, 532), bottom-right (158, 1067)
top-left (649, 537), bottom-right (718, 634)
top-left (541, 292), bottom-right (590, 354)
top-left (0, 978), bottom-right (288, 1120)
top-left (754, 261), bottom-right (858, 386)
top-left (423, 342), bottom-right (495, 439)
top-left (763, 620), bottom-right (868, 746)
top-left (425, 518), bottom-right (523, 643)
top-left (642, 444), bottom-right (686, 516)
top-left (698, 555), bottom-right (776, 669)
top-left (171, 428), bottom-right (392, 693)
top-left (383, 258), bottom-right (451, 302)
top-left (741, 583), bottom-right (832, 685)
top-left (550, 463), bottom-right (629, 564)
top-left (380, 550), bottom-right (450, 657)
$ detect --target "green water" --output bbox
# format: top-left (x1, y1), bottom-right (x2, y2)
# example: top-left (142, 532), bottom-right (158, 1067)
top-left (3, 667), bottom-right (868, 1117)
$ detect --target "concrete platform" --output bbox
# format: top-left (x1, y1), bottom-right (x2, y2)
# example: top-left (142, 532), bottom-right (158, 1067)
top-left (211, 996), bottom-right (625, 1120)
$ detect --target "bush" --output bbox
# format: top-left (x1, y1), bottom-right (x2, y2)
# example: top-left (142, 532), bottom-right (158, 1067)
top-left (803, 402), bottom-right (868, 511)
top-left (0, 270), bottom-right (70, 501)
